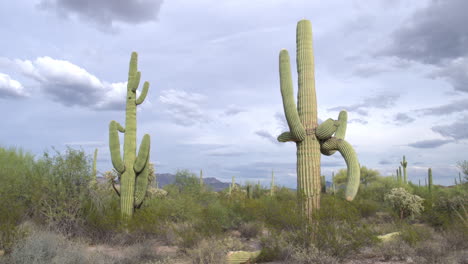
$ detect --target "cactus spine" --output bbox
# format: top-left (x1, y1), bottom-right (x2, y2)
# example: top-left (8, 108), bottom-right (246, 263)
top-left (400, 156), bottom-right (408, 184)
top-left (428, 168), bottom-right (433, 193)
top-left (109, 52), bottom-right (151, 220)
top-left (277, 20), bottom-right (360, 220)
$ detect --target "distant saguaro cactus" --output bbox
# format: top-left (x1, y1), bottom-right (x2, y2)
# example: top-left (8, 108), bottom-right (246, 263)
top-left (277, 19), bottom-right (360, 221)
top-left (428, 168), bottom-right (433, 193)
top-left (400, 156), bottom-right (408, 184)
top-left (200, 169), bottom-right (203, 187)
top-left (270, 170), bottom-right (275, 196)
top-left (109, 52), bottom-right (151, 221)
top-left (93, 148), bottom-right (98, 178)
top-left (398, 166), bottom-right (403, 184)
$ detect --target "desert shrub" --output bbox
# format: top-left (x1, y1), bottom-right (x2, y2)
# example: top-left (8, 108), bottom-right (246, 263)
top-left (289, 245), bottom-right (339, 264)
top-left (188, 236), bottom-right (245, 264)
top-left (354, 198), bottom-right (380, 218)
top-left (31, 147), bottom-right (94, 235)
top-left (413, 234), bottom-right (451, 264)
top-left (260, 196), bottom-right (303, 231)
top-left (398, 223), bottom-right (433, 246)
top-left (421, 188), bottom-right (468, 229)
top-left (257, 231), bottom-right (293, 262)
top-left (196, 200), bottom-right (231, 235)
top-left (373, 239), bottom-right (415, 261)
top-left (188, 239), bottom-right (226, 264)
top-left (357, 176), bottom-right (400, 203)
top-left (5, 229), bottom-right (114, 264)
top-left (311, 195), bottom-right (377, 259)
top-left (0, 147), bottom-right (38, 251)
top-left (170, 222), bottom-right (203, 250)
top-left (384, 187), bottom-right (424, 219)
top-left (238, 222), bottom-right (263, 239)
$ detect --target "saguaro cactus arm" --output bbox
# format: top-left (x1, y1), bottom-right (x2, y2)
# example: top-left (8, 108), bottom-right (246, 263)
top-left (316, 118), bottom-right (339, 140)
top-left (134, 161), bottom-right (150, 208)
top-left (136, 81), bottom-right (149, 105)
top-left (109, 120), bottom-right (125, 173)
top-left (279, 49), bottom-right (306, 141)
top-left (134, 134), bottom-right (151, 173)
top-left (334, 111), bottom-right (348, 140)
top-left (320, 137), bottom-right (360, 201)
top-left (277, 131), bottom-right (298, 142)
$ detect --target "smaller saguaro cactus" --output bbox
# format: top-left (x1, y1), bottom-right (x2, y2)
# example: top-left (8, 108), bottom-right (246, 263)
top-left (396, 168), bottom-right (400, 183)
top-left (459, 172), bottom-right (463, 184)
top-left (89, 148), bottom-right (99, 188)
top-left (270, 170), bottom-right (275, 196)
top-left (321, 175), bottom-right (326, 193)
top-left (246, 183), bottom-right (253, 199)
top-left (428, 168), bottom-right (433, 193)
top-left (199, 169), bottom-right (203, 186)
top-left (400, 156), bottom-right (408, 184)
top-left (331, 172), bottom-right (336, 195)
top-left (398, 166), bottom-right (403, 184)
top-left (93, 148), bottom-right (98, 178)
top-left (229, 176), bottom-right (236, 195)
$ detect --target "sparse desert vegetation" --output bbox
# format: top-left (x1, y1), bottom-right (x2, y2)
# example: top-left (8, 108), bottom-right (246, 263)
top-left (0, 146), bottom-right (467, 263)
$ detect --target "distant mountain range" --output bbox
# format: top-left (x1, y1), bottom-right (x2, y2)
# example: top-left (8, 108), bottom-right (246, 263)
top-left (97, 173), bottom-right (332, 191)
top-left (97, 173), bottom-right (231, 192)
top-left (156, 173), bottom-right (231, 191)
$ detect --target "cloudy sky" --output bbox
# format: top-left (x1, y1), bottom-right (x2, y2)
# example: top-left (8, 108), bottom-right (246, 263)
top-left (1, 0), bottom-right (467, 187)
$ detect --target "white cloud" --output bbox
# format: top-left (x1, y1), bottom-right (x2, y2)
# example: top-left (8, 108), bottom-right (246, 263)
top-left (1, 56), bottom-right (135, 110)
top-left (0, 73), bottom-right (29, 98)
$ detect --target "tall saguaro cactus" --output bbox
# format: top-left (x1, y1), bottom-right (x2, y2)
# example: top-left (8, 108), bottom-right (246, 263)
top-left (109, 52), bottom-right (151, 220)
top-left (277, 20), bottom-right (360, 220)
top-left (400, 156), bottom-right (408, 184)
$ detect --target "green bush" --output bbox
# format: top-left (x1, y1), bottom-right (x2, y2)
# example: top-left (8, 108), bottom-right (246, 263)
top-left (384, 187), bottom-right (424, 220)
top-left (0, 147), bottom-right (37, 251)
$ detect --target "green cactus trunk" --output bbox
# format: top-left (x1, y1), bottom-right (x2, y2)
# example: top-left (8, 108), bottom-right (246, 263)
top-left (428, 168), bottom-right (433, 193)
top-left (109, 52), bottom-right (151, 221)
top-left (401, 156), bottom-right (408, 184)
top-left (277, 20), bottom-right (360, 221)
